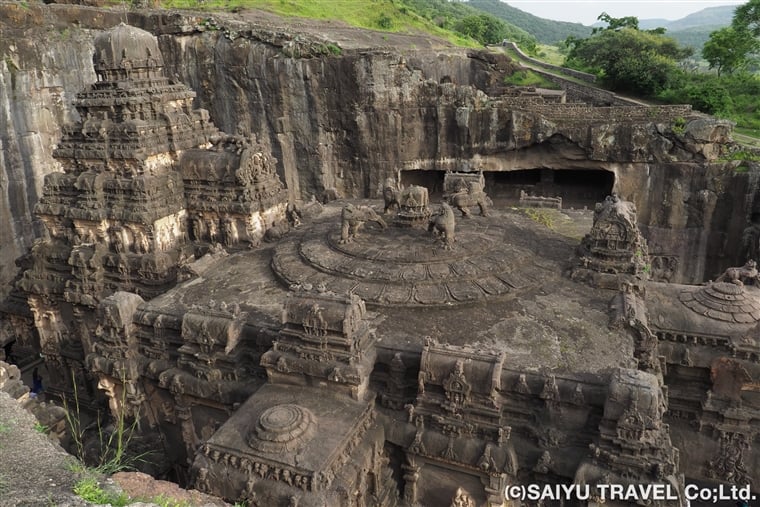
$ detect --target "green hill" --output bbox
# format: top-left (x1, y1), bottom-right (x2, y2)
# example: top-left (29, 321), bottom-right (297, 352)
top-left (657, 5), bottom-right (735, 30)
top-left (621, 6), bottom-right (735, 51)
top-left (468, 0), bottom-right (592, 44)
top-left (159, 0), bottom-right (538, 49)
top-left (668, 26), bottom-right (727, 51)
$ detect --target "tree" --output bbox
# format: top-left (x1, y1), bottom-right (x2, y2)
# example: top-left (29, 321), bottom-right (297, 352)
top-left (566, 17), bottom-right (693, 96)
top-left (593, 12), bottom-right (639, 33)
top-left (702, 26), bottom-right (758, 75)
top-left (453, 14), bottom-right (511, 45)
top-left (734, 0), bottom-right (760, 37)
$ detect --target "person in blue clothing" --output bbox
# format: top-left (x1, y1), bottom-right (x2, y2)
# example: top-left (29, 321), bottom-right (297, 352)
top-left (31, 367), bottom-right (43, 395)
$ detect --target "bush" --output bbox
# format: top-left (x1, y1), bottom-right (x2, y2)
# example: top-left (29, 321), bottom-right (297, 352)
top-left (377, 14), bottom-right (393, 29)
top-left (453, 13), bottom-right (511, 45)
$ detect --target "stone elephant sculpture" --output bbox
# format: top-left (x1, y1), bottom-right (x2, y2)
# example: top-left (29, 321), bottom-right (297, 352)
top-left (446, 181), bottom-right (491, 218)
top-left (339, 204), bottom-right (387, 244)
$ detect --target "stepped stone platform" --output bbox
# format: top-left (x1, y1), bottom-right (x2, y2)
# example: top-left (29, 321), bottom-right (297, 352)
top-left (272, 205), bottom-right (535, 307)
top-left (147, 201), bottom-right (633, 374)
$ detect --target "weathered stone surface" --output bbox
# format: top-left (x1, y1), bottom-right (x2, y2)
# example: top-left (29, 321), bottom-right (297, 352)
top-left (2, 5), bottom-right (760, 506)
top-left (0, 3), bottom-right (753, 298)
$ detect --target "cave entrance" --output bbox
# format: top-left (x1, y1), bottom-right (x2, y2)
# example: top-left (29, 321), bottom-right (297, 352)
top-left (399, 170), bottom-right (445, 198)
top-left (485, 168), bottom-right (614, 208)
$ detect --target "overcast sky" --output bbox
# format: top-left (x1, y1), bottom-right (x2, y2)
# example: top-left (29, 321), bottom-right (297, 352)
top-left (504, 1), bottom-right (745, 25)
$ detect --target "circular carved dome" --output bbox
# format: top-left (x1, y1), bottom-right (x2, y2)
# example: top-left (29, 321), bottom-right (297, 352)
top-left (680, 281), bottom-right (760, 323)
top-left (248, 404), bottom-right (316, 453)
top-left (93, 23), bottom-right (164, 71)
top-left (272, 208), bottom-right (537, 307)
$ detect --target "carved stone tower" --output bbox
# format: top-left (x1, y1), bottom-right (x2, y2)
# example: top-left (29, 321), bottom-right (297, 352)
top-left (192, 289), bottom-right (397, 506)
top-left (11, 23), bottom-right (286, 403)
top-left (571, 194), bottom-right (649, 289)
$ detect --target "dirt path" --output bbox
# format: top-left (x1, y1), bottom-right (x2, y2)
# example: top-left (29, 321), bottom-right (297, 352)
top-left (0, 391), bottom-right (87, 507)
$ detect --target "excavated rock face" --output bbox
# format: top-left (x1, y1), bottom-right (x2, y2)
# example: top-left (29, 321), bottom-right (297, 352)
top-left (0, 5), bottom-right (754, 296)
top-left (2, 21), bottom-right (288, 411)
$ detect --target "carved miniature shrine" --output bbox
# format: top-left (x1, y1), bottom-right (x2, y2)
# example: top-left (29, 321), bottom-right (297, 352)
top-left (1, 22), bottom-right (759, 507)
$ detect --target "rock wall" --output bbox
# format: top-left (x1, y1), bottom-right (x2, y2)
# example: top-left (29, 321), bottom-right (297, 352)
top-left (0, 8), bottom-right (97, 299)
top-left (0, 3), bottom-right (755, 295)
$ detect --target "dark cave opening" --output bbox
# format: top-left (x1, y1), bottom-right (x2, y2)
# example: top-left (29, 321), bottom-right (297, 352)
top-left (399, 169), bottom-right (614, 208)
top-left (399, 170), bottom-right (445, 197)
top-left (486, 168), bottom-right (615, 208)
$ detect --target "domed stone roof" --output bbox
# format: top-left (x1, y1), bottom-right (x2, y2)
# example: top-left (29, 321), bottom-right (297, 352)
top-left (679, 281), bottom-right (760, 323)
top-left (93, 23), bottom-right (164, 71)
top-left (247, 403), bottom-right (317, 453)
top-left (272, 206), bottom-right (536, 307)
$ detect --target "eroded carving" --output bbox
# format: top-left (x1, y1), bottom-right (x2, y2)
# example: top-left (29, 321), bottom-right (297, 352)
top-left (339, 204), bottom-right (387, 244)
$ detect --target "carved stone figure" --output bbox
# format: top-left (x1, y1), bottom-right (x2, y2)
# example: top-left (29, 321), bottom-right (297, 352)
top-left (428, 203), bottom-right (456, 249)
top-left (715, 260), bottom-right (759, 286)
top-left (222, 216), bottom-right (238, 247)
top-left (450, 487), bottom-right (475, 507)
top-left (534, 451), bottom-right (552, 474)
top-left (706, 432), bottom-right (751, 485)
top-left (286, 202), bottom-right (302, 228)
top-left (338, 204), bottom-right (387, 244)
top-left (382, 177), bottom-right (402, 214)
top-left (395, 185), bottom-right (432, 228)
top-left (478, 444), bottom-right (497, 472)
top-left (740, 221), bottom-right (760, 263)
top-left (445, 176), bottom-right (490, 217)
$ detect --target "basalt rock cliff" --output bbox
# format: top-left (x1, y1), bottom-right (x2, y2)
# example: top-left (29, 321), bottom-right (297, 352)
top-left (0, 1), bottom-right (756, 299)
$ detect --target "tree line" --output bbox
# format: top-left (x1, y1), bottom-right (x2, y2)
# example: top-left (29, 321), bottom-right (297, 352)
top-left (562, 1), bottom-right (759, 132)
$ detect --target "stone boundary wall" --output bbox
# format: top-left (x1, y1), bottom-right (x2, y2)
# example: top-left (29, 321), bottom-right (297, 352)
top-left (498, 42), bottom-right (647, 106)
top-left (502, 41), bottom-right (597, 83)
top-left (539, 72), bottom-right (645, 106)
top-left (497, 94), bottom-right (695, 123)
top-left (527, 104), bottom-right (694, 123)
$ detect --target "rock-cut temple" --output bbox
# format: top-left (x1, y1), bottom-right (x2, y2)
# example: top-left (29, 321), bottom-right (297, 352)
top-left (1, 23), bottom-right (759, 507)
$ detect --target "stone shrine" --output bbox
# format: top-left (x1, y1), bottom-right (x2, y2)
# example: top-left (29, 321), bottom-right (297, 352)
top-left (193, 288), bottom-right (395, 506)
top-left (571, 194), bottom-right (649, 289)
top-left (2, 24), bottom-right (287, 405)
top-left (1, 19), bottom-right (759, 507)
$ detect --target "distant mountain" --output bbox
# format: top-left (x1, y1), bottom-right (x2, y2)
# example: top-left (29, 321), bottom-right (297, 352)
top-left (657, 5), bottom-right (735, 30)
top-left (468, 0), bottom-right (592, 44)
top-left (668, 26), bottom-right (727, 51)
top-left (598, 5), bottom-right (736, 51)
top-left (465, 1), bottom-right (735, 51)
top-left (637, 19), bottom-right (670, 30)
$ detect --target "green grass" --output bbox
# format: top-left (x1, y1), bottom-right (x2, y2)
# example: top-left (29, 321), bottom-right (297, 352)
top-left (671, 116), bottom-right (686, 134)
top-left (736, 126), bottom-right (760, 138)
top-left (504, 69), bottom-right (560, 89)
top-left (74, 476), bottom-right (130, 506)
top-left (152, 495), bottom-right (192, 507)
top-left (523, 208), bottom-right (555, 229)
top-left (73, 474), bottom-right (193, 507)
top-left (63, 372), bottom-right (151, 476)
top-left (535, 44), bottom-right (565, 65)
top-left (157, 0), bottom-right (479, 47)
top-left (735, 126), bottom-right (760, 148)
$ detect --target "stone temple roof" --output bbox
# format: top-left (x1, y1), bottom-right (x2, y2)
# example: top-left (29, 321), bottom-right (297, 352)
top-left (145, 202), bottom-right (635, 374)
top-left (646, 281), bottom-right (760, 338)
top-left (93, 23), bottom-right (164, 71)
top-left (272, 209), bottom-right (529, 307)
top-left (680, 281), bottom-right (760, 324)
